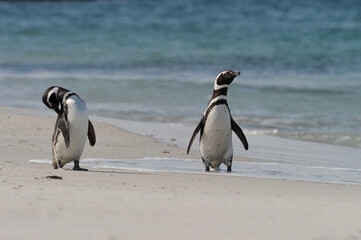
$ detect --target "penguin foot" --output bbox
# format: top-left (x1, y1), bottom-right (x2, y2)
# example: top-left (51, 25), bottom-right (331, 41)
top-left (227, 166), bottom-right (232, 173)
top-left (54, 160), bottom-right (63, 169)
top-left (205, 166), bottom-right (210, 172)
top-left (73, 160), bottom-right (88, 171)
top-left (73, 166), bottom-right (88, 171)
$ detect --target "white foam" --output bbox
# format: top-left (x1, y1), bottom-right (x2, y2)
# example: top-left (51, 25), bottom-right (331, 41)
top-left (29, 157), bottom-right (361, 185)
top-left (29, 159), bottom-right (53, 164)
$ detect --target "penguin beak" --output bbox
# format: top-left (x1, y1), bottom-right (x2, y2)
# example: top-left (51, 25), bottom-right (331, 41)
top-left (234, 71), bottom-right (240, 77)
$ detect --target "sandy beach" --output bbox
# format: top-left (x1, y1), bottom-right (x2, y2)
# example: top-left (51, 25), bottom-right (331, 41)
top-left (1, 107), bottom-right (361, 240)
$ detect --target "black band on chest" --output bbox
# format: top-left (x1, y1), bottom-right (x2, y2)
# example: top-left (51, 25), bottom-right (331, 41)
top-left (204, 99), bottom-right (229, 123)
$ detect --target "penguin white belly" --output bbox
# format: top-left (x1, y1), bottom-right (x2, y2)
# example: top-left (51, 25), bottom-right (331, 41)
top-left (54, 97), bottom-right (89, 166)
top-left (200, 104), bottom-right (233, 169)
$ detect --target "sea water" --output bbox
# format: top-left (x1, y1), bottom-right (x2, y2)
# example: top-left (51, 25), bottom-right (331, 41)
top-left (1, 1), bottom-right (361, 182)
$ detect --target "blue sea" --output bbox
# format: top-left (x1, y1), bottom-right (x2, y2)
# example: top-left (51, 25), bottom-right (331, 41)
top-left (1, 0), bottom-right (360, 150)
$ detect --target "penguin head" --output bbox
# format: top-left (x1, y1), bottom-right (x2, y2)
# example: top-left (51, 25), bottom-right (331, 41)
top-left (214, 70), bottom-right (240, 90)
top-left (42, 86), bottom-right (71, 113)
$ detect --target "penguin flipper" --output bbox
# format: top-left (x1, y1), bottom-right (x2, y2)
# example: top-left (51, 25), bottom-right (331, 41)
top-left (87, 120), bottom-right (96, 146)
top-left (187, 117), bottom-right (204, 154)
top-left (58, 115), bottom-right (70, 148)
top-left (231, 117), bottom-right (249, 150)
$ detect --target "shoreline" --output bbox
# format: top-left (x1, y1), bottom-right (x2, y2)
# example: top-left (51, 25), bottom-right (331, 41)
top-left (2, 106), bottom-right (361, 185)
top-left (1, 106), bottom-right (361, 239)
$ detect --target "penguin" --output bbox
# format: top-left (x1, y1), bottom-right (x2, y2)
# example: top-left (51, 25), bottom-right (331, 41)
top-left (42, 86), bottom-right (96, 171)
top-left (187, 70), bottom-right (248, 172)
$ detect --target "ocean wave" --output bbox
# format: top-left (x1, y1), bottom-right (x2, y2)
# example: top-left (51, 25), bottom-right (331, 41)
top-left (237, 84), bottom-right (353, 95)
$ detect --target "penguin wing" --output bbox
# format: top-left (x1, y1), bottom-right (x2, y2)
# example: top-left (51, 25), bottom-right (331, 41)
top-left (231, 117), bottom-right (249, 150)
top-left (187, 117), bottom-right (204, 154)
top-left (58, 114), bottom-right (70, 148)
top-left (87, 120), bottom-right (96, 146)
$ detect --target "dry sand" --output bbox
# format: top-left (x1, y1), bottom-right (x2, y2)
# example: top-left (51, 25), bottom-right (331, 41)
top-left (1, 107), bottom-right (361, 240)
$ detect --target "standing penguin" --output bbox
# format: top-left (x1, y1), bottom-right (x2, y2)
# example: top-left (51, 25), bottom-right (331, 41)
top-left (187, 70), bottom-right (248, 172)
top-left (42, 86), bottom-right (96, 171)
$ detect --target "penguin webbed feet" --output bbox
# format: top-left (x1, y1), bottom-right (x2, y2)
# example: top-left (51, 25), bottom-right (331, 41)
top-left (73, 160), bottom-right (88, 171)
top-left (204, 165), bottom-right (232, 172)
top-left (73, 167), bottom-right (88, 171)
top-left (53, 159), bottom-right (63, 169)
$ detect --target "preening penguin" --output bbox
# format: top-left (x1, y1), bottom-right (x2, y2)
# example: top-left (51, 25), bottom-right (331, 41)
top-left (187, 70), bottom-right (248, 172)
top-left (42, 86), bottom-right (96, 171)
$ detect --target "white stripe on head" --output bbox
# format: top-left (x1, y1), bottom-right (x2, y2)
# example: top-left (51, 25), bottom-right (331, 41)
top-left (63, 91), bottom-right (74, 102)
top-left (213, 71), bottom-right (230, 90)
top-left (47, 87), bottom-right (59, 104)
